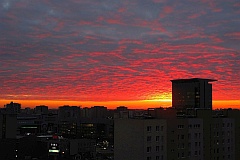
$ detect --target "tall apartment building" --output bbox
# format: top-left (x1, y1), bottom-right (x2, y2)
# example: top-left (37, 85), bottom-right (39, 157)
top-left (114, 118), bottom-right (167, 160)
top-left (223, 109), bottom-right (240, 160)
top-left (171, 78), bottom-right (216, 109)
top-left (115, 107), bottom-right (238, 160)
top-left (148, 108), bottom-right (204, 160)
top-left (194, 109), bottom-right (236, 160)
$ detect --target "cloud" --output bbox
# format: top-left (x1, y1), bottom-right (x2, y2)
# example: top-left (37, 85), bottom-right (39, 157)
top-left (0, 0), bottom-right (239, 103)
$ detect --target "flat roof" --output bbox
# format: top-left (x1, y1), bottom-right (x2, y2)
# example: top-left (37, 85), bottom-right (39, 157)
top-left (171, 78), bottom-right (217, 83)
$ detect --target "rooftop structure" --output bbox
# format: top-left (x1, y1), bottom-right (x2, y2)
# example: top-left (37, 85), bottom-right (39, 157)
top-left (171, 78), bottom-right (217, 110)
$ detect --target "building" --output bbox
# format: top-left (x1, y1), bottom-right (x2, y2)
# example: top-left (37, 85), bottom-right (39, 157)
top-left (0, 113), bottom-right (17, 139)
top-left (69, 139), bottom-right (96, 159)
top-left (114, 118), bottom-right (167, 160)
top-left (148, 108), bottom-right (204, 160)
top-left (171, 78), bottom-right (217, 109)
top-left (35, 105), bottom-right (48, 114)
top-left (5, 101), bottom-right (21, 114)
top-left (58, 106), bottom-right (80, 138)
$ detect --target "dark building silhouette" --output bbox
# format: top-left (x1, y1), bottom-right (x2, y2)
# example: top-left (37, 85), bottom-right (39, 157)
top-left (171, 78), bottom-right (217, 109)
top-left (5, 101), bottom-right (21, 114)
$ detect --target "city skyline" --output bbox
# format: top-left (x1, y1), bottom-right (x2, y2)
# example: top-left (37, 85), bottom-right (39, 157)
top-left (0, 0), bottom-right (239, 109)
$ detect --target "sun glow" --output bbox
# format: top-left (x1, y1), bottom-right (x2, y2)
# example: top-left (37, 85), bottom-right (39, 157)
top-left (146, 93), bottom-right (172, 102)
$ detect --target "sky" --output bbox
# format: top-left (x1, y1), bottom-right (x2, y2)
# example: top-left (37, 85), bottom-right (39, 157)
top-left (0, 0), bottom-right (239, 109)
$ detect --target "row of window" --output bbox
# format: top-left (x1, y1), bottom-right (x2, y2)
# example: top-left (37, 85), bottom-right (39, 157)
top-left (211, 147), bottom-right (233, 153)
top-left (177, 150), bottom-right (201, 158)
top-left (213, 139), bottom-right (232, 144)
top-left (212, 155), bottom-right (231, 160)
top-left (213, 131), bottom-right (233, 137)
top-left (147, 126), bottom-right (164, 132)
top-left (212, 123), bottom-right (233, 128)
top-left (147, 136), bottom-right (164, 142)
top-left (177, 124), bottom-right (201, 129)
top-left (147, 155), bottom-right (163, 160)
top-left (147, 146), bottom-right (164, 153)
top-left (176, 133), bottom-right (201, 140)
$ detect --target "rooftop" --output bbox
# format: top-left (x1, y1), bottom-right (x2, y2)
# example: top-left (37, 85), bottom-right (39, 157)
top-left (171, 78), bottom-right (217, 83)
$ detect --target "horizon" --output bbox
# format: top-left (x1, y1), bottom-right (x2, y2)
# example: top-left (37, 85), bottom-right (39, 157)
top-left (1, 99), bottom-right (239, 110)
top-left (1, 1), bottom-right (239, 108)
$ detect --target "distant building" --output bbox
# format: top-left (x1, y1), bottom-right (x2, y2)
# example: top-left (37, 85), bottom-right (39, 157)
top-left (58, 106), bottom-right (80, 138)
top-left (16, 114), bottom-right (39, 136)
top-left (58, 105), bottom-right (81, 120)
top-left (5, 101), bottom-right (21, 114)
top-left (171, 78), bottom-right (217, 109)
top-left (90, 106), bottom-right (108, 119)
top-left (35, 105), bottom-right (48, 114)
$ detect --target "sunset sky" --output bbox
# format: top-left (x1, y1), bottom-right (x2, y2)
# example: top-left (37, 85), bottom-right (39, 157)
top-left (0, 0), bottom-right (239, 109)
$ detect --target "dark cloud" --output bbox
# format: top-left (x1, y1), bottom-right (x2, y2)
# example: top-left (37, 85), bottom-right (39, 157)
top-left (0, 0), bottom-right (239, 102)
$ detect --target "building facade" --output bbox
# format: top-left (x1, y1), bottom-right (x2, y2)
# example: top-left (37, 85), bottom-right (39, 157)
top-left (171, 78), bottom-right (216, 109)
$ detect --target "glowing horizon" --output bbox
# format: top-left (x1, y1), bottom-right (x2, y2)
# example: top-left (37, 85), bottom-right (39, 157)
top-left (1, 99), bottom-right (239, 110)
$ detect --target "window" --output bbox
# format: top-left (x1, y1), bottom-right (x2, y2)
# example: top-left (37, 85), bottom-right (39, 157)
top-left (147, 147), bottom-right (151, 153)
top-left (182, 152), bottom-right (185, 158)
top-left (147, 157), bottom-right (151, 160)
top-left (156, 156), bottom-right (159, 160)
top-left (195, 133), bottom-right (198, 139)
top-left (156, 136), bottom-right (159, 142)
top-left (156, 146), bottom-right (159, 152)
top-left (195, 151), bottom-right (198, 156)
top-left (147, 126), bottom-right (152, 132)
top-left (181, 135), bottom-right (184, 139)
top-left (156, 126), bottom-right (159, 131)
top-left (178, 125), bottom-right (184, 129)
